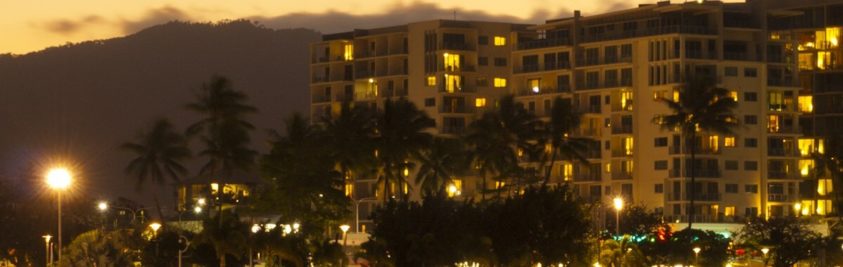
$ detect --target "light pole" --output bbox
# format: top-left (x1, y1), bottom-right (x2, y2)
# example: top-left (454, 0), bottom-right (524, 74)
top-left (42, 235), bottom-right (52, 267)
top-left (693, 247), bottom-right (701, 266)
top-left (761, 247), bottom-right (770, 266)
top-left (353, 197), bottom-right (376, 233)
top-left (250, 224), bottom-right (260, 267)
top-left (613, 196), bottom-right (624, 237)
top-left (46, 167), bottom-right (71, 266)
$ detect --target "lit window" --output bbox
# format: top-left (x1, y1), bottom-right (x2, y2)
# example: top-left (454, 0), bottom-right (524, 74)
top-left (724, 136), bottom-right (736, 148)
top-left (447, 180), bottom-right (462, 197)
top-left (799, 159), bottom-right (814, 177)
top-left (798, 138), bottom-right (815, 156)
top-left (345, 183), bottom-right (353, 197)
top-left (427, 76), bottom-right (436, 86)
top-left (818, 179), bottom-right (833, 196)
top-left (672, 89), bottom-right (680, 102)
top-left (493, 78), bottom-right (507, 88)
top-left (443, 53), bottom-right (461, 71)
top-left (343, 43), bottom-right (354, 61)
top-left (605, 163), bottom-right (612, 173)
top-left (495, 181), bottom-right (506, 189)
top-left (562, 164), bottom-right (573, 181)
top-left (528, 78), bottom-right (541, 93)
top-left (724, 206), bottom-right (735, 217)
top-left (798, 96), bottom-right (813, 113)
top-left (624, 137), bottom-right (634, 155)
top-left (475, 98), bottom-right (487, 107)
top-left (444, 74), bottom-right (462, 93)
top-left (729, 91), bottom-right (738, 102)
top-left (494, 36), bottom-right (506, 46)
top-left (708, 135), bottom-right (719, 152)
top-left (620, 90), bottom-right (633, 110)
top-left (767, 115), bottom-right (781, 133)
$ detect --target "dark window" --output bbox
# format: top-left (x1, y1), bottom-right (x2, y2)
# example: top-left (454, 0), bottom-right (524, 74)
top-left (478, 57), bottom-right (488, 66)
top-left (725, 67), bottom-right (738, 76)
top-left (655, 184), bottom-right (664, 193)
top-left (494, 57), bottom-right (507, 66)
top-left (744, 68), bottom-right (758, 77)
top-left (655, 160), bottom-right (668, 170)
top-left (745, 115), bottom-right (757, 124)
top-left (745, 138), bottom-right (758, 147)
top-left (424, 98), bottom-right (435, 107)
top-left (744, 92), bottom-right (757, 101)
top-left (478, 36), bottom-right (489, 45)
top-left (725, 184), bottom-right (738, 193)
top-left (621, 68), bottom-right (632, 86)
top-left (725, 160), bottom-right (738, 170)
top-left (654, 137), bottom-right (668, 147)
top-left (744, 161), bottom-right (758, 171)
top-left (746, 207), bottom-right (758, 217)
top-left (745, 184), bottom-right (758, 193)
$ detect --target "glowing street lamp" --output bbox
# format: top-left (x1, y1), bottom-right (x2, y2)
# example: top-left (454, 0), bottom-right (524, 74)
top-left (761, 247), bottom-right (770, 266)
top-left (193, 206), bottom-right (202, 214)
top-left (693, 247), bottom-right (701, 265)
top-left (613, 196), bottom-right (624, 236)
top-left (149, 222), bottom-right (162, 238)
top-left (340, 224), bottom-right (350, 246)
top-left (97, 201), bottom-right (109, 212)
top-left (43, 235), bottom-right (52, 266)
top-left (45, 167), bottom-right (72, 265)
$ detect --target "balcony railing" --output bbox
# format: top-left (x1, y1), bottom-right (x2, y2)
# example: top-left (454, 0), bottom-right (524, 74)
top-left (685, 50), bottom-right (718, 60)
top-left (768, 78), bottom-right (798, 87)
top-left (440, 65), bottom-right (477, 72)
top-left (516, 86), bottom-right (571, 96)
top-left (611, 172), bottom-right (633, 180)
top-left (334, 94), bottom-right (355, 102)
top-left (580, 25), bottom-right (717, 43)
top-left (669, 168), bottom-right (721, 178)
top-left (514, 62), bottom-right (572, 73)
top-left (440, 104), bottom-right (475, 114)
top-left (767, 148), bottom-right (796, 157)
top-left (584, 150), bottom-right (602, 159)
top-left (767, 194), bottom-right (791, 202)
top-left (438, 85), bottom-right (476, 93)
top-left (516, 38), bottom-right (572, 50)
top-left (723, 52), bottom-right (751, 61)
top-left (576, 105), bottom-right (602, 114)
top-left (573, 173), bottom-right (601, 182)
top-left (576, 56), bottom-right (633, 67)
top-left (311, 95), bottom-right (331, 103)
top-left (667, 192), bottom-right (721, 202)
top-left (667, 146), bottom-right (720, 155)
top-left (611, 125), bottom-right (633, 134)
top-left (611, 150), bottom-right (633, 157)
top-left (664, 215), bottom-right (743, 223)
top-left (439, 42), bottom-right (475, 51)
top-left (768, 171), bottom-right (799, 180)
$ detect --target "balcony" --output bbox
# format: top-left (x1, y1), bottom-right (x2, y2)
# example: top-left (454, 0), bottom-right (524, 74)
top-left (439, 42), bottom-right (475, 51)
top-left (611, 150), bottom-right (633, 157)
top-left (768, 171), bottom-right (799, 180)
top-left (335, 94), bottom-right (355, 102)
top-left (440, 65), bottom-right (476, 72)
top-left (573, 173), bottom-right (601, 182)
top-left (685, 50), bottom-right (718, 60)
top-left (516, 86), bottom-right (571, 96)
top-left (611, 125), bottom-right (633, 134)
top-left (767, 194), bottom-right (791, 202)
top-left (611, 172), bottom-right (633, 180)
top-left (576, 105), bottom-right (601, 114)
top-left (580, 25), bottom-right (717, 43)
top-left (584, 149), bottom-right (602, 159)
top-left (577, 128), bottom-right (600, 137)
top-left (576, 56), bottom-right (632, 67)
top-left (767, 126), bottom-right (797, 134)
top-left (514, 62), bottom-right (572, 74)
top-left (768, 77), bottom-right (798, 87)
top-left (667, 192), bottom-right (721, 202)
top-left (438, 84), bottom-right (476, 93)
top-left (723, 52), bottom-right (751, 61)
top-left (668, 145), bottom-right (720, 155)
top-left (382, 87), bottom-right (408, 98)
top-left (516, 38), bottom-right (572, 50)
top-left (441, 125), bottom-right (465, 135)
top-left (767, 148), bottom-right (796, 157)
top-left (440, 104), bottom-right (475, 114)
top-left (311, 95), bottom-right (331, 103)
top-left (312, 76), bottom-right (329, 83)
top-left (669, 168), bottom-right (721, 178)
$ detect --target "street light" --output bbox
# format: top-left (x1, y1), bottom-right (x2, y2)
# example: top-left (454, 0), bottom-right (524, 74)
top-left (613, 196), bottom-right (624, 237)
top-left (149, 222), bottom-right (162, 237)
top-left (97, 201), bottom-right (108, 212)
top-left (46, 167), bottom-right (72, 266)
top-left (42, 235), bottom-right (52, 267)
top-left (693, 247), bottom-right (701, 266)
top-left (761, 247), bottom-right (770, 266)
top-left (793, 203), bottom-right (801, 217)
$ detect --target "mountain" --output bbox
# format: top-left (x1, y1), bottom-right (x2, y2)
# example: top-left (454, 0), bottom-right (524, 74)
top-left (0, 20), bottom-right (320, 205)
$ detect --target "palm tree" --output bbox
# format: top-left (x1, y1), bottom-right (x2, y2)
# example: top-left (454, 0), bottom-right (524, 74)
top-left (373, 99), bottom-right (435, 201)
top-left (122, 118), bottom-right (190, 218)
top-left (653, 75), bottom-right (737, 229)
top-left (415, 137), bottom-right (468, 197)
top-left (186, 75), bottom-right (257, 223)
top-left (540, 97), bottom-right (591, 187)
top-left (320, 102), bottom-right (377, 199)
top-left (465, 95), bottom-right (539, 199)
top-left (195, 214), bottom-right (249, 267)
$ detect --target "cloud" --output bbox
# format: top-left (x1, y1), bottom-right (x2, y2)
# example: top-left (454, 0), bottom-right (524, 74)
top-left (43, 15), bottom-right (104, 35)
top-left (119, 6), bottom-right (192, 34)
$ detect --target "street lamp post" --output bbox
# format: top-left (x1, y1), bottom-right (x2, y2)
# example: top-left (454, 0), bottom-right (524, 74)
top-left (42, 235), bottom-right (52, 267)
top-left (46, 167), bottom-right (72, 266)
top-left (761, 247), bottom-right (770, 266)
top-left (693, 247), bottom-right (701, 266)
top-left (250, 224), bottom-right (260, 267)
top-left (339, 224), bottom-right (351, 266)
top-left (353, 197), bottom-right (376, 233)
top-left (613, 196), bottom-right (624, 237)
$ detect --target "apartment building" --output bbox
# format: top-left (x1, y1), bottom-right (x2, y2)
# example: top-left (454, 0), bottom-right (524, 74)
top-left (308, 20), bottom-right (529, 230)
top-left (512, 0), bottom-right (842, 223)
top-left (308, 0), bottom-right (843, 227)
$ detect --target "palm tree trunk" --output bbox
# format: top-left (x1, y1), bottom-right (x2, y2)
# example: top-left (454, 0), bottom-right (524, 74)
top-left (219, 253), bottom-right (226, 267)
top-left (543, 147), bottom-right (558, 187)
top-left (688, 130), bottom-right (696, 230)
top-left (481, 172), bottom-right (487, 201)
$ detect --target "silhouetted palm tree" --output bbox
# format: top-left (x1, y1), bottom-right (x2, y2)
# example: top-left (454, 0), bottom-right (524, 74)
top-left (653, 75), bottom-right (737, 229)
top-left (320, 102), bottom-right (377, 199)
top-left (540, 97), bottom-right (591, 186)
top-left (416, 137), bottom-right (468, 197)
top-left (465, 95), bottom-right (539, 199)
top-left (122, 118), bottom-right (190, 219)
top-left (186, 75), bottom-right (257, 230)
top-left (373, 99), bottom-right (435, 201)
top-left (195, 214), bottom-right (249, 267)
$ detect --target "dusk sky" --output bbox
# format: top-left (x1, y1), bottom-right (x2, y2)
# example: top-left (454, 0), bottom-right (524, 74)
top-left (1, 0), bottom-right (627, 54)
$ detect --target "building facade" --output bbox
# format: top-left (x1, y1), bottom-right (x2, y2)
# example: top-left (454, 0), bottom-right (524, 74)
top-left (308, 0), bottom-right (843, 227)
